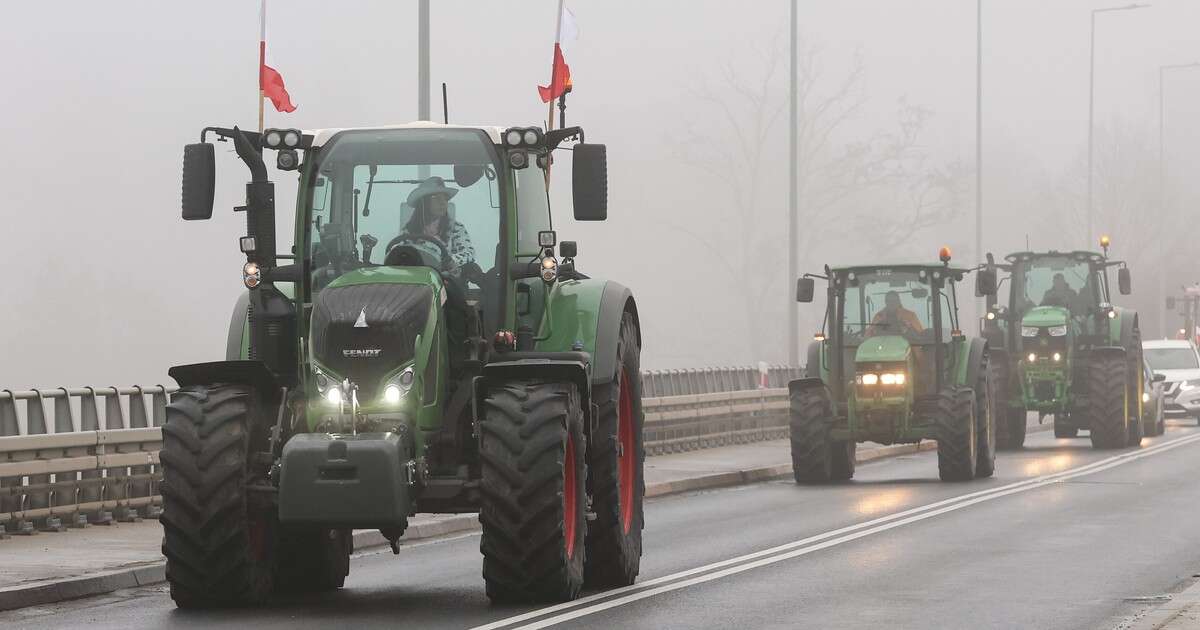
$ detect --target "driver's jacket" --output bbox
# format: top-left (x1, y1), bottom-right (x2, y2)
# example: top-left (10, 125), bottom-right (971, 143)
top-left (389, 220), bottom-right (475, 277)
top-left (868, 307), bottom-right (924, 336)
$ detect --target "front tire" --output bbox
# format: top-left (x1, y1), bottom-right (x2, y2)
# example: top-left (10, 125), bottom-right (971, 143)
top-left (789, 383), bottom-right (838, 483)
top-left (585, 313), bottom-right (645, 588)
top-left (935, 387), bottom-right (977, 482)
top-left (159, 384), bottom-right (276, 608)
top-left (1088, 353), bottom-right (1129, 449)
top-left (479, 381), bottom-right (586, 603)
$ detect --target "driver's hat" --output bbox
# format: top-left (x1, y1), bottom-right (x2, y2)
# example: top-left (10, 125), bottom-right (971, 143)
top-left (407, 176), bottom-right (459, 206)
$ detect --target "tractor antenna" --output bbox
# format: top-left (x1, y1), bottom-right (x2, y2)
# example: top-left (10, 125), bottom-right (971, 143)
top-left (442, 82), bottom-right (449, 124)
top-left (1025, 234), bottom-right (1030, 250)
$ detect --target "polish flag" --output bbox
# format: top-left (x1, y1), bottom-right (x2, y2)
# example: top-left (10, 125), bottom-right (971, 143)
top-left (259, 0), bottom-right (296, 113)
top-left (538, 4), bottom-right (577, 103)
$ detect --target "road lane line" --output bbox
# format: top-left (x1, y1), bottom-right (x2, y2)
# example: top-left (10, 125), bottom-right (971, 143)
top-left (472, 432), bottom-right (1200, 630)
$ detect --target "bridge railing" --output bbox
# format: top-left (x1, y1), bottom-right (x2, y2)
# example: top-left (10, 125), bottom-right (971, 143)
top-left (0, 367), bottom-right (799, 536)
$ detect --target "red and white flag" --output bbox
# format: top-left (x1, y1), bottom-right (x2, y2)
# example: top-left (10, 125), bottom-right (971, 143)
top-left (259, 0), bottom-right (296, 113)
top-left (538, 3), bottom-right (576, 103)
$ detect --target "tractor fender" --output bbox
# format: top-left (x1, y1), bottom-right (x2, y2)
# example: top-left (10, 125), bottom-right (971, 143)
top-left (1111, 307), bottom-right (1139, 350)
top-left (805, 341), bottom-right (823, 379)
top-left (226, 291), bottom-right (251, 361)
top-left (592, 280), bottom-right (639, 386)
top-left (472, 352), bottom-right (593, 430)
top-left (168, 360), bottom-right (285, 405)
top-left (788, 377), bottom-right (827, 397)
top-left (959, 337), bottom-right (990, 389)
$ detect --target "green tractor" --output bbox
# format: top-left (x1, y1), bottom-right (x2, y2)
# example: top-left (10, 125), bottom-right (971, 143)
top-left (790, 249), bottom-right (1000, 482)
top-left (981, 238), bottom-right (1141, 449)
top-left (160, 122), bottom-right (645, 607)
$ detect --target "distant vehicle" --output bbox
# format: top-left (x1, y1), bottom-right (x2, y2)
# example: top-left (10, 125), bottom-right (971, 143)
top-left (1143, 339), bottom-right (1200, 425)
top-left (1142, 359), bottom-right (1166, 436)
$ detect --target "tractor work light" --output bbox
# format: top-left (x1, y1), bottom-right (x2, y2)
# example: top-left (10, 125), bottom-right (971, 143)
top-left (541, 256), bottom-right (558, 282)
top-left (277, 149), bottom-right (299, 171)
top-left (504, 129), bottom-right (524, 146)
top-left (282, 129), bottom-right (301, 148)
top-left (262, 128), bottom-right (302, 150)
top-left (239, 236), bottom-right (257, 254)
top-left (243, 261), bottom-right (262, 289)
top-left (1048, 325), bottom-right (1068, 337)
top-left (538, 230), bottom-right (557, 248)
top-left (509, 151), bottom-right (529, 169)
top-left (264, 130), bottom-right (282, 148)
top-left (503, 127), bottom-right (545, 148)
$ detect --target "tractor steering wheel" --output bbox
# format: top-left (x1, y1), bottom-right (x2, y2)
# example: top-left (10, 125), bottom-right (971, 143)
top-left (384, 234), bottom-right (452, 271)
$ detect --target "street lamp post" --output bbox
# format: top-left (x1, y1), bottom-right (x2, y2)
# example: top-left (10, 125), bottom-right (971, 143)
top-left (1157, 62), bottom-right (1200, 336)
top-left (976, 0), bottom-right (983, 303)
top-left (788, 0), bottom-right (798, 366)
top-left (1086, 3), bottom-right (1149, 248)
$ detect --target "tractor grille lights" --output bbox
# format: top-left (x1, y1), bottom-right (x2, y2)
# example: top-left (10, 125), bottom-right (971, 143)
top-left (243, 261), bottom-right (262, 288)
top-left (856, 372), bottom-right (906, 386)
top-left (1025, 352), bottom-right (1063, 363)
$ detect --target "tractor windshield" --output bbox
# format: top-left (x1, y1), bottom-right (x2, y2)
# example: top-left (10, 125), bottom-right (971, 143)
top-left (842, 270), bottom-right (935, 342)
top-left (304, 128), bottom-right (503, 295)
top-left (1011, 256), bottom-right (1099, 318)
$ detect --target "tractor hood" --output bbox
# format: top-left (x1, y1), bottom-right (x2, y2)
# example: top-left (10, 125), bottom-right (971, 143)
top-left (855, 335), bottom-right (912, 364)
top-left (310, 267), bottom-right (442, 400)
top-left (1021, 306), bottom-right (1069, 328)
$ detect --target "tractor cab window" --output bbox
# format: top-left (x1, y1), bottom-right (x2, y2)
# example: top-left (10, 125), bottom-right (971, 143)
top-left (842, 270), bottom-right (934, 343)
top-left (1013, 256), bottom-right (1093, 317)
top-left (304, 129), bottom-right (502, 301)
top-left (514, 166), bottom-right (551, 255)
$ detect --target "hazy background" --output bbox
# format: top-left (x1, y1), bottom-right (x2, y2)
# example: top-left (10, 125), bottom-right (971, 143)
top-left (3, 0), bottom-right (1200, 387)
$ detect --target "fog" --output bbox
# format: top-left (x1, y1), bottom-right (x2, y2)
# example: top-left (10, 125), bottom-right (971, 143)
top-left (2, 0), bottom-right (1200, 388)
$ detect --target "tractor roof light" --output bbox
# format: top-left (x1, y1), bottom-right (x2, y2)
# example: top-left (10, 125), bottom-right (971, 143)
top-left (503, 126), bottom-right (544, 148)
top-left (262, 127), bottom-right (302, 150)
top-left (243, 261), bottom-right (262, 289)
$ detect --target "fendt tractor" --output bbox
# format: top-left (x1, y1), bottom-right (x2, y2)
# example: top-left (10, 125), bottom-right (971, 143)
top-left (789, 249), bottom-right (1000, 482)
top-left (160, 122), bottom-right (646, 608)
top-left (981, 238), bottom-right (1142, 449)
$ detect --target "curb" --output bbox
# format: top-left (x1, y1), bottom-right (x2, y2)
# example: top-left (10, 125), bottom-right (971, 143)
top-left (0, 423), bottom-right (1049, 613)
top-left (1125, 577), bottom-right (1200, 630)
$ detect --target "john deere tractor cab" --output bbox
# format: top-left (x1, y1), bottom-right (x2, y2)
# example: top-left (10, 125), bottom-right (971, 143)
top-left (1165, 285), bottom-right (1200, 343)
top-left (789, 248), bottom-right (999, 483)
top-left (982, 238), bottom-right (1141, 449)
top-left (161, 122), bottom-right (646, 608)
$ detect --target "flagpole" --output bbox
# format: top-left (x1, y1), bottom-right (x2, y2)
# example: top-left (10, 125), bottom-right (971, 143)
top-left (258, 0), bottom-right (267, 133)
top-left (547, 0), bottom-right (564, 133)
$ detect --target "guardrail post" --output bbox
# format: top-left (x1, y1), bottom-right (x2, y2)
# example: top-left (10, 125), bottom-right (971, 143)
top-left (127, 387), bottom-right (159, 518)
top-left (26, 391), bottom-right (65, 532)
top-left (102, 389), bottom-right (139, 523)
top-left (0, 390), bottom-right (19, 537)
top-left (78, 387), bottom-right (111, 525)
top-left (52, 389), bottom-right (88, 528)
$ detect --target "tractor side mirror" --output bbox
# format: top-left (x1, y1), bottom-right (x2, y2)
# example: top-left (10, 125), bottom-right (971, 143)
top-left (1167, 297), bottom-right (1176, 310)
top-left (1153, 373), bottom-right (1166, 383)
top-left (1118, 268), bottom-right (1132, 295)
top-left (975, 269), bottom-right (998, 297)
top-left (796, 277), bottom-right (815, 303)
top-left (181, 143), bottom-right (215, 220)
top-left (572, 143), bottom-right (607, 221)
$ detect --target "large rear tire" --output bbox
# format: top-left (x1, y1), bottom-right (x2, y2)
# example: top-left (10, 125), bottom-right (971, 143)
top-left (585, 313), bottom-right (645, 588)
top-left (1088, 353), bottom-right (1129, 449)
top-left (479, 381), bottom-right (586, 603)
top-left (789, 384), bottom-right (838, 483)
top-left (935, 387), bottom-right (977, 482)
top-left (159, 384), bottom-right (276, 608)
top-left (975, 356), bottom-right (997, 478)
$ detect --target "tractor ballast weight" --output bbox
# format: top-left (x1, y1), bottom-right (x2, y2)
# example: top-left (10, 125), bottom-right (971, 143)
top-left (981, 242), bottom-right (1142, 449)
top-left (160, 122), bottom-right (646, 608)
top-left (790, 253), bottom-right (999, 483)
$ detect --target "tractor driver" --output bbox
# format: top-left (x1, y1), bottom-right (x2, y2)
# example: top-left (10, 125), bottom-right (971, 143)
top-left (868, 290), bottom-right (925, 337)
top-left (389, 176), bottom-right (477, 280)
top-left (1040, 273), bottom-right (1077, 310)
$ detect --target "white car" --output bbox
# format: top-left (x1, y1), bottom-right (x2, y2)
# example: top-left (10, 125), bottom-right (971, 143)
top-left (1144, 339), bottom-right (1200, 424)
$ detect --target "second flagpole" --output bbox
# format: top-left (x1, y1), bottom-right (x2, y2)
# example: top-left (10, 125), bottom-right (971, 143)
top-left (258, 0), bottom-right (267, 134)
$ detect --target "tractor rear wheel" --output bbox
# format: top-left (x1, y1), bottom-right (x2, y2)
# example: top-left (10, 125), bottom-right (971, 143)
top-left (1053, 415), bottom-right (1078, 438)
top-left (479, 381), bottom-right (586, 603)
top-left (276, 527), bottom-right (351, 593)
top-left (585, 313), bottom-right (645, 588)
top-left (789, 384), bottom-right (838, 483)
top-left (935, 387), bottom-right (977, 482)
top-left (975, 357), bottom-right (997, 478)
top-left (159, 384), bottom-right (276, 608)
top-left (1088, 353), bottom-right (1130, 449)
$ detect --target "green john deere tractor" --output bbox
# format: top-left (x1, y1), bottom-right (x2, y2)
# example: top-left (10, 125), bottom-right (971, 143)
top-left (790, 249), bottom-right (1000, 482)
top-left (981, 239), bottom-right (1141, 449)
top-left (160, 122), bottom-right (645, 607)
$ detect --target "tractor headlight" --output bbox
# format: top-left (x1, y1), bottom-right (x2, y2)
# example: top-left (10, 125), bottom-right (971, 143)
top-left (1107, 310), bottom-right (1116, 319)
top-left (325, 387), bottom-right (343, 406)
top-left (858, 373), bottom-right (879, 385)
top-left (1021, 326), bottom-right (1039, 337)
top-left (880, 372), bottom-right (906, 385)
top-left (986, 311), bottom-right (996, 321)
top-left (1048, 325), bottom-right (1067, 337)
top-left (1052, 352), bottom-right (1062, 362)
top-left (1027, 353), bottom-right (1037, 363)
top-left (382, 367), bottom-right (415, 405)
top-left (383, 384), bottom-right (402, 405)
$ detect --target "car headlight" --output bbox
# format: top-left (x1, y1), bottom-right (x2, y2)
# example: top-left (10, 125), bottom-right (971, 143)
top-left (1048, 325), bottom-right (1067, 337)
top-left (1021, 326), bottom-right (1039, 337)
top-left (1179, 379), bottom-right (1200, 392)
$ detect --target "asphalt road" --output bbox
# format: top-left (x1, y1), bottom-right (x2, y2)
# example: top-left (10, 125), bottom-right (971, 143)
top-left (6, 421), bottom-right (1200, 630)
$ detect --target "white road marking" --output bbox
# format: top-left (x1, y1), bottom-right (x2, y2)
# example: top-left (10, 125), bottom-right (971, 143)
top-left (472, 432), bottom-right (1200, 630)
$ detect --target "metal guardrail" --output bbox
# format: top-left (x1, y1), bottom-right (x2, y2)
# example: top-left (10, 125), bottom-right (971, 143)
top-left (0, 368), bottom-right (799, 537)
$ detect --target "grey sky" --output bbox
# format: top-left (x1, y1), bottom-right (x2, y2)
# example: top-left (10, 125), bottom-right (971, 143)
top-left (2, 1), bottom-right (1198, 387)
